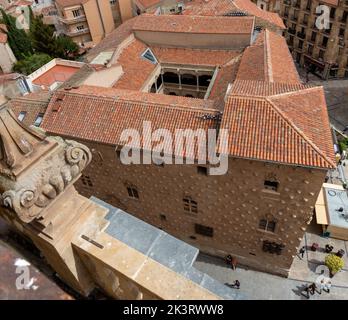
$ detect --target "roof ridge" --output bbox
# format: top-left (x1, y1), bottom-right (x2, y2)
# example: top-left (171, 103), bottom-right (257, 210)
top-left (264, 30), bottom-right (273, 83)
top-left (55, 90), bottom-right (219, 113)
top-left (265, 97), bottom-right (335, 168)
top-left (266, 85), bottom-right (320, 98)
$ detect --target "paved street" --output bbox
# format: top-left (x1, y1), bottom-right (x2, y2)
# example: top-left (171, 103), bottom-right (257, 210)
top-left (194, 222), bottom-right (348, 300)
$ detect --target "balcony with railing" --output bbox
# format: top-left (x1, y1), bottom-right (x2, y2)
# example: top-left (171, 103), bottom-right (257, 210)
top-left (58, 14), bottom-right (87, 25)
top-left (65, 27), bottom-right (90, 37)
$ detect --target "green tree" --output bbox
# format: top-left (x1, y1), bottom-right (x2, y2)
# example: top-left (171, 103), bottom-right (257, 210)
top-left (13, 53), bottom-right (52, 75)
top-left (325, 254), bottom-right (344, 275)
top-left (54, 35), bottom-right (79, 59)
top-left (0, 9), bottom-right (33, 60)
top-left (29, 14), bottom-right (56, 56)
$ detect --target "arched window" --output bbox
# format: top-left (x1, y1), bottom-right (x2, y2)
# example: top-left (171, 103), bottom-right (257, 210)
top-left (183, 196), bottom-right (198, 214)
top-left (259, 218), bottom-right (276, 232)
top-left (181, 73), bottom-right (197, 86)
top-left (163, 72), bottom-right (179, 84)
top-left (199, 75), bottom-right (212, 87)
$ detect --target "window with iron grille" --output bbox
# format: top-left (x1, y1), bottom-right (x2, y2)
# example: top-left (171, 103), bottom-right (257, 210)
top-left (264, 180), bottom-right (279, 191)
top-left (259, 219), bottom-right (276, 233)
top-left (127, 186), bottom-right (139, 199)
top-left (81, 175), bottom-right (93, 187)
top-left (183, 197), bottom-right (198, 214)
top-left (195, 224), bottom-right (213, 237)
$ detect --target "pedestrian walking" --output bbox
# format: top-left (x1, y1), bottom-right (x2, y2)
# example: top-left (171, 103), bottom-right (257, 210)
top-left (303, 285), bottom-right (310, 299)
top-left (299, 246), bottom-right (306, 259)
top-left (308, 283), bottom-right (316, 295)
top-left (232, 280), bottom-right (240, 289)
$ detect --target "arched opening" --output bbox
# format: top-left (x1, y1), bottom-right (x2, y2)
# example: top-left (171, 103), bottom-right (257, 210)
top-left (199, 75), bottom-right (212, 87)
top-left (181, 73), bottom-right (197, 86)
top-left (168, 92), bottom-right (177, 96)
top-left (163, 72), bottom-right (179, 84)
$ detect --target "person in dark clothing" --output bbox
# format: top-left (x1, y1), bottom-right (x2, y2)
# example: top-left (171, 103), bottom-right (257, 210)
top-left (308, 283), bottom-right (317, 295)
top-left (299, 246), bottom-right (306, 259)
top-left (232, 280), bottom-right (240, 289)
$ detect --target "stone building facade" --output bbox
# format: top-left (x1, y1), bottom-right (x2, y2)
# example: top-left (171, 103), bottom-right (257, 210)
top-left (73, 141), bottom-right (327, 276)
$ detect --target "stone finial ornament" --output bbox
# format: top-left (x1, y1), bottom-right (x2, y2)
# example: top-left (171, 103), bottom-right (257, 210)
top-left (0, 105), bottom-right (92, 223)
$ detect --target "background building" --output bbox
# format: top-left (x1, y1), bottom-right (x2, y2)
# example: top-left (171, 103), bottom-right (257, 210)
top-left (55, 0), bottom-right (133, 46)
top-left (252, 0), bottom-right (348, 79)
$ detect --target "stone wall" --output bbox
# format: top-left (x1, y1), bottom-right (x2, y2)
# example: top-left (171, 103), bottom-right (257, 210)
top-left (70, 140), bottom-right (327, 276)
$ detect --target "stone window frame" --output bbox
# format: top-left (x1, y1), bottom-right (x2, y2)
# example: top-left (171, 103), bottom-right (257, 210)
top-left (194, 223), bottom-right (214, 237)
top-left (183, 196), bottom-right (198, 215)
top-left (126, 184), bottom-right (139, 199)
top-left (258, 217), bottom-right (277, 233)
top-left (81, 174), bottom-right (93, 188)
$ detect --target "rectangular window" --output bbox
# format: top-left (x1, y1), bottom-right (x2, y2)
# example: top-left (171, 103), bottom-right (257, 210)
top-left (319, 49), bottom-right (325, 60)
top-left (183, 197), bottom-right (198, 214)
top-left (81, 175), bottom-right (93, 187)
top-left (322, 36), bottom-right (328, 48)
top-left (76, 25), bottom-right (84, 31)
top-left (311, 31), bottom-right (317, 42)
top-left (18, 111), bottom-right (26, 122)
top-left (110, 0), bottom-right (116, 5)
top-left (264, 180), bottom-right (279, 191)
top-left (195, 224), bottom-right (213, 237)
top-left (259, 219), bottom-right (276, 233)
top-left (72, 9), bottom-right (80, 17)
top-left (34, 113), bottom-right (44, 127)
top-left (127, 186), bottom-right (139, 199)
top-left (197, 166), bottom-right (208, 175)
top-left (330, 7), bottom-right (336, 19)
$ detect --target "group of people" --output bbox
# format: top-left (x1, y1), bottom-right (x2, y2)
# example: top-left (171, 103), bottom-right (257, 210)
top-left (302, 280), bottom-right (332, 299)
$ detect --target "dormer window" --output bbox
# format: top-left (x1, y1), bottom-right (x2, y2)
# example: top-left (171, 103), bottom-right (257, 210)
top-left (18, 112), bottom-right (26, 122)
top-left (141, 48), bottom-right (157, 64)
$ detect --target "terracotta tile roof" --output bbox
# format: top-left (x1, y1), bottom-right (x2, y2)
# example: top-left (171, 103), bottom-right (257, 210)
top-left (183, 0), bottom-right (285, 29)
top-left (232, 0), bottom-right (285, 29)
top-left (219, 85), bottom-right (335, 169)
top-left (112, 39), bottom-right (157, 90)
top-left (151, 46), bottom-right (240, 66)
top-left (64, 85), bottom-right (216, 109)
top-left (8, 91), bottom-right (51, 127)
top-left (85, 17), bottom-right (137, 63)
top-left (236, 30), bottom-right (301, 84)
top-left (32, 65), bottom-right (81, 87)
top-left (41, 88), bottom-right (218, 160)
top-left (230, 80), bottom-right (308, 96)
top-left (209, 58), bottom-right (242, 110)
top-left (133, 14), bottom-right (254, 34)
